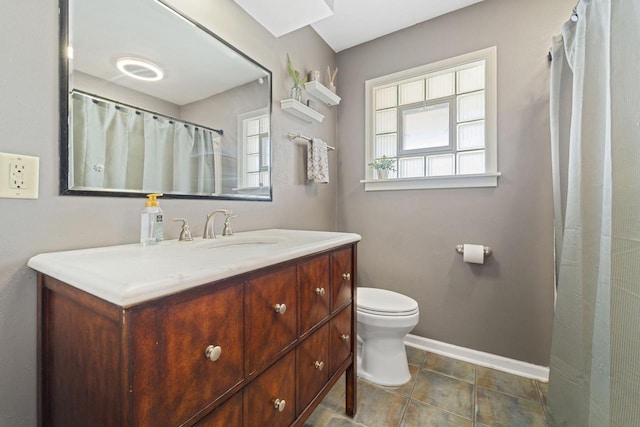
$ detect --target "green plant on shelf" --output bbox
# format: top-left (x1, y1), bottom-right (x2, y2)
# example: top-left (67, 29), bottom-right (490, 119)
top-left (286, 54), bottom-right (307, 86)
top-left (368, 155), bottom-right (396, 172)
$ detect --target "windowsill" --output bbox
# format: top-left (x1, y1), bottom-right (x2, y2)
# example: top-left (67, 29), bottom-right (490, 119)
top-left (360, 172), bottom-right (501, 191)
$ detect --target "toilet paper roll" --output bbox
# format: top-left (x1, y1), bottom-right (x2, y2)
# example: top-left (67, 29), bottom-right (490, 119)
top-left (463, 244), bottom-right (485, 264)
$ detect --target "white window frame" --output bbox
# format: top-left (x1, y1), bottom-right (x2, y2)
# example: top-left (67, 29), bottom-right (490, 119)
top-left (363, 46), bottom-right (500, 191)
top-left (237, 108), bottom-right (270, 190)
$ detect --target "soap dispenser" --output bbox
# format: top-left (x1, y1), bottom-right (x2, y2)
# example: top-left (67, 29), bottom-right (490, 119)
top-left (141, 193), bottom-right (164, 246)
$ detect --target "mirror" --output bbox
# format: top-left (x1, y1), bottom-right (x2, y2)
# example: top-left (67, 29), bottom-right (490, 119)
top-left (60, 0), bottom-right (273, 200)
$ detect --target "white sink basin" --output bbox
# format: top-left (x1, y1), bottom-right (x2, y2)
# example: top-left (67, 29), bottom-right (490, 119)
top-left (28, 229), bottom-right (361, 306)
top-left (203, 235), bottom-right (286, 249)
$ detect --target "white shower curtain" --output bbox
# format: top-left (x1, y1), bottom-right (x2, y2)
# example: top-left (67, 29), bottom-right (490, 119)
top-left (548, 0), bottom-right (640, 426)
top-left (72, 92), bottom-right (218, 195)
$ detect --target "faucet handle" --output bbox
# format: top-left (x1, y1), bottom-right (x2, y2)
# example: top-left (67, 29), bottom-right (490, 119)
top-left (222, 214), bottom-right (237, 237)
top-left (171, 218), bottom-right (193, 242)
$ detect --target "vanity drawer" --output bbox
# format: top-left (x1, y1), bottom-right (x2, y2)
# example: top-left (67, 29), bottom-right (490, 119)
top-left (129, 282), bottom-right (244, 426)
top-left (296, 324), bottom-right (330, 414)
top-left (298, 254), bottom-right (330, 335)
top-left (194, 392), bottom-right (243, 427)
top-left (331, 247), bottom-right (353, 312)
top-left (245, 266), bottom-right (297, 375)
top-left (329, 305), bottom-right (353, 376)
top-left (244, 351), bottom-right (296, 427)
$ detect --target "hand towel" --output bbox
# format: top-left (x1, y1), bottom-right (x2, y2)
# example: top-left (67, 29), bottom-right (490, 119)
top-left (307, 138), bottom-right (329, 183)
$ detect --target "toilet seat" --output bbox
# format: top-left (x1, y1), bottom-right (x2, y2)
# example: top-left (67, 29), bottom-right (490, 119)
top-left (357, 287), bottom-right (419, 316)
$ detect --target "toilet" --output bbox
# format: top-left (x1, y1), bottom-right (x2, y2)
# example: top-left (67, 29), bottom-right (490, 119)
top-left (356, 287), bottom-right (419, 386)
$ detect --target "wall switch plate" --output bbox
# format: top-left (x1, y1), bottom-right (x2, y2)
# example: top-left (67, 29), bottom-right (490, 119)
top-left (0, 152), bottom-right (39, 199)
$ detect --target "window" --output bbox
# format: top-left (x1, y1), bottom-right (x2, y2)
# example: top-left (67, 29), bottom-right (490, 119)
top-left (238, 110), bottom-right (270, 189)
top-left (364, 47), bottom-right (499, 191)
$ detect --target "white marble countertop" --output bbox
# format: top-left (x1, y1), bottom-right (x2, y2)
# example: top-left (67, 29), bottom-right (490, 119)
top-left (28, 229), bottom-right (361, 306)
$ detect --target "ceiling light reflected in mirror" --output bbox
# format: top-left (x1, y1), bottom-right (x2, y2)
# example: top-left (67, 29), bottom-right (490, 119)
top-left (116, 57), bottom-right (164, 81)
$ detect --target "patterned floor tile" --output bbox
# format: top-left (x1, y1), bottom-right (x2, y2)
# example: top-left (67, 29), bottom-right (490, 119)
top-left (309, 349), bottom-right (551, 427)
top-left (476, 387), bottom-right (547, 427)
top-left (406, 346), bottom-right (426, 367)
top-left (377, 363), bottom-right (420, 398)
top-left (411, 370), bottom-right (474, 420)
top-left (350, 379), bottom-right (409, 427)
top-left (424, 352), bottom-right (475, 384)
top-left (303, 404), bottom-right (367, 427)
top-left (536, 380), bottom-right (548, 406)
top-left (401, 399), bottom-right (473, 427)
top-left (476, 366), bottom-right (539, 401)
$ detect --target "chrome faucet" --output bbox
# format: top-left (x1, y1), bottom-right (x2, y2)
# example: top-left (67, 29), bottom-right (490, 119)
top-left (203, 209), bottom-right (231, 239)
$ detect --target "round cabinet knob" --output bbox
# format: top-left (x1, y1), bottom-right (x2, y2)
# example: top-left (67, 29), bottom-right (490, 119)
top-left (341, 334), bottom-right (350, 343)
top-left (315, 287), bottom-right (326, 296)
top-left (274, 303), bottom-right (287, 315)
top-left (204, 345), bottom-right (222, 362)
top-left (314, 360), bottom-right (325, 371)
top-left (342, 273), bottom-right (351, 281)
top-left (273, 398), bottom-right (286, 412)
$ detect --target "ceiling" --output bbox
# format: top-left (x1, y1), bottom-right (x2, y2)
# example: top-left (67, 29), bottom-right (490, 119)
top-left (233, 0), bottom-right (484, 52)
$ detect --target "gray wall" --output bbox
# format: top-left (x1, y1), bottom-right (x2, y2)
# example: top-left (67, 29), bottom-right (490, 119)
top-left (0, 0), bottom-right (337, 425)
top-left (336, 0), bottom-right (574, 366)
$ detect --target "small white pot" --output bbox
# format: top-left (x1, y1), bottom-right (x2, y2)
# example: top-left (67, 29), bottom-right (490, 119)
top-left (376, 169), bottom-right (389, 180)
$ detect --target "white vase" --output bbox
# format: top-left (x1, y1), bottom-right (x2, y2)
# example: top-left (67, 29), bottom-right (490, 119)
top-left (290, 84), bottom-right (303, 103)
top-left (376, 169), bottom-right (389, 180)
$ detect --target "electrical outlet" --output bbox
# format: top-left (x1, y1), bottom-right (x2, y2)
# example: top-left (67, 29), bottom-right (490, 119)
top-left (0, 152), bottom-right (39, 199)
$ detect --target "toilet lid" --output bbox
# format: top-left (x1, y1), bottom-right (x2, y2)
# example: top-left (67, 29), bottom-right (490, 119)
top-left (357, 287), bottom-right (419, 316)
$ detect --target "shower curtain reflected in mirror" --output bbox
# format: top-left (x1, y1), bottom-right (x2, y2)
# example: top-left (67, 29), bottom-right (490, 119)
top-left (71, 92), bottom-right (220, 195)
top-left (548, 0), bottom-right (640, 425)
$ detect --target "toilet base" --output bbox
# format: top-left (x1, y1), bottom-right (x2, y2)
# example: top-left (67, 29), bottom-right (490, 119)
top-left (357, 336), bottom-right (411, 386)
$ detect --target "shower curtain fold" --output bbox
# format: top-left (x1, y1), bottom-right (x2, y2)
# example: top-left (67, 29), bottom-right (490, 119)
top-left (547, 0), bottom-right (640, 425)
top-left (71, 91), bottom-right (217, 195)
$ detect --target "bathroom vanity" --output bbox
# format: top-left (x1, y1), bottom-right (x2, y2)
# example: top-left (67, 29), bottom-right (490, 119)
top-left (29, 229), bottom-right (360, 426)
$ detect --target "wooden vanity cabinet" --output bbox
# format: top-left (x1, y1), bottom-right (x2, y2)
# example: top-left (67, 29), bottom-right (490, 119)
top-left (128, 282), bottom-right (245, 425)
top-left (244, 351), bottom-right (297, 427)
top-left (193, 393), bottom-right (243, 427)
top-left (331, 248), bottom-right (353, 312)
top-left (298, 254), bottom-right (330, 335)
top-left (329, 305), bottom-right (353, 376)
top-left (37, 243), bottom-right (357, 427)
top-left (244, 266), bottom-right (297, 376)
top-left (296, 324), bottom-right (330, 412)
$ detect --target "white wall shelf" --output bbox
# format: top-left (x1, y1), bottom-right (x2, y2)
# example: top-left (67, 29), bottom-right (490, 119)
top-left (304, 80), bottom-right (341, 106)
top-left (280, 99), bottom-right (324, 123)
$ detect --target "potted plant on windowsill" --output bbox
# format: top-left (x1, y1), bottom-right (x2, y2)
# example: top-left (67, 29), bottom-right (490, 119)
top-left (368, 155), bottom-right (396, 180)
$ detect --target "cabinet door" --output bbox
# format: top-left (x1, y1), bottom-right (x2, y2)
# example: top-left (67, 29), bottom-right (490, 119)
top-left (298, 254), bottom-right (330, 335)
top-left (130, 283), bottom-right (244, 426)
top-left (329, 305), bottom-right (353, 376)
top-left (194, 392), bottom-right (242, 427)
top-left (331, 248), bottom-right (353, 312)
top-left (244, 351), bottom-right (296, 427)
top-left (296, 324), bottom-right (330, 414)
top-left (245, 266), bottom-right (297, 375)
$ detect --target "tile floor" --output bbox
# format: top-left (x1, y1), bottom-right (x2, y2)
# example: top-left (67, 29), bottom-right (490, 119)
top-left (305, 347), bottom-right (548, 427)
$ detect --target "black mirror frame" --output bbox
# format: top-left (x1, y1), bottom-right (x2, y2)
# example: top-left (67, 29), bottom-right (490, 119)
top-left (58, 0), bottom-right (273, 201)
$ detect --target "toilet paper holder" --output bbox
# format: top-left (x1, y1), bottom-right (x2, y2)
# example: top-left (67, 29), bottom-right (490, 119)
top-left (455, 244), bottom-right (492, 257)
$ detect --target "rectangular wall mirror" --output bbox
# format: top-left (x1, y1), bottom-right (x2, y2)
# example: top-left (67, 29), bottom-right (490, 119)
top-left (60, 0), bottom-right (273, 201)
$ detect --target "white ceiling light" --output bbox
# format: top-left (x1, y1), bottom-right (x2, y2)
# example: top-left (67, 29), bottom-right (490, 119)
top-left (116, 57), bottom-right (164, 81)
top-left (232, 0), bottom-right (334, 37)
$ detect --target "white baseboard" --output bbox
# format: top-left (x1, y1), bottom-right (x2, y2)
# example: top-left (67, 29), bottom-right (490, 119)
top-left (404, 334), bottom-right (549, 382)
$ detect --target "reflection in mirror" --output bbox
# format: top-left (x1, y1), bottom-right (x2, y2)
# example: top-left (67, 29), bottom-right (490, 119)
top-left (61, 0), bottom-right (273, 200)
